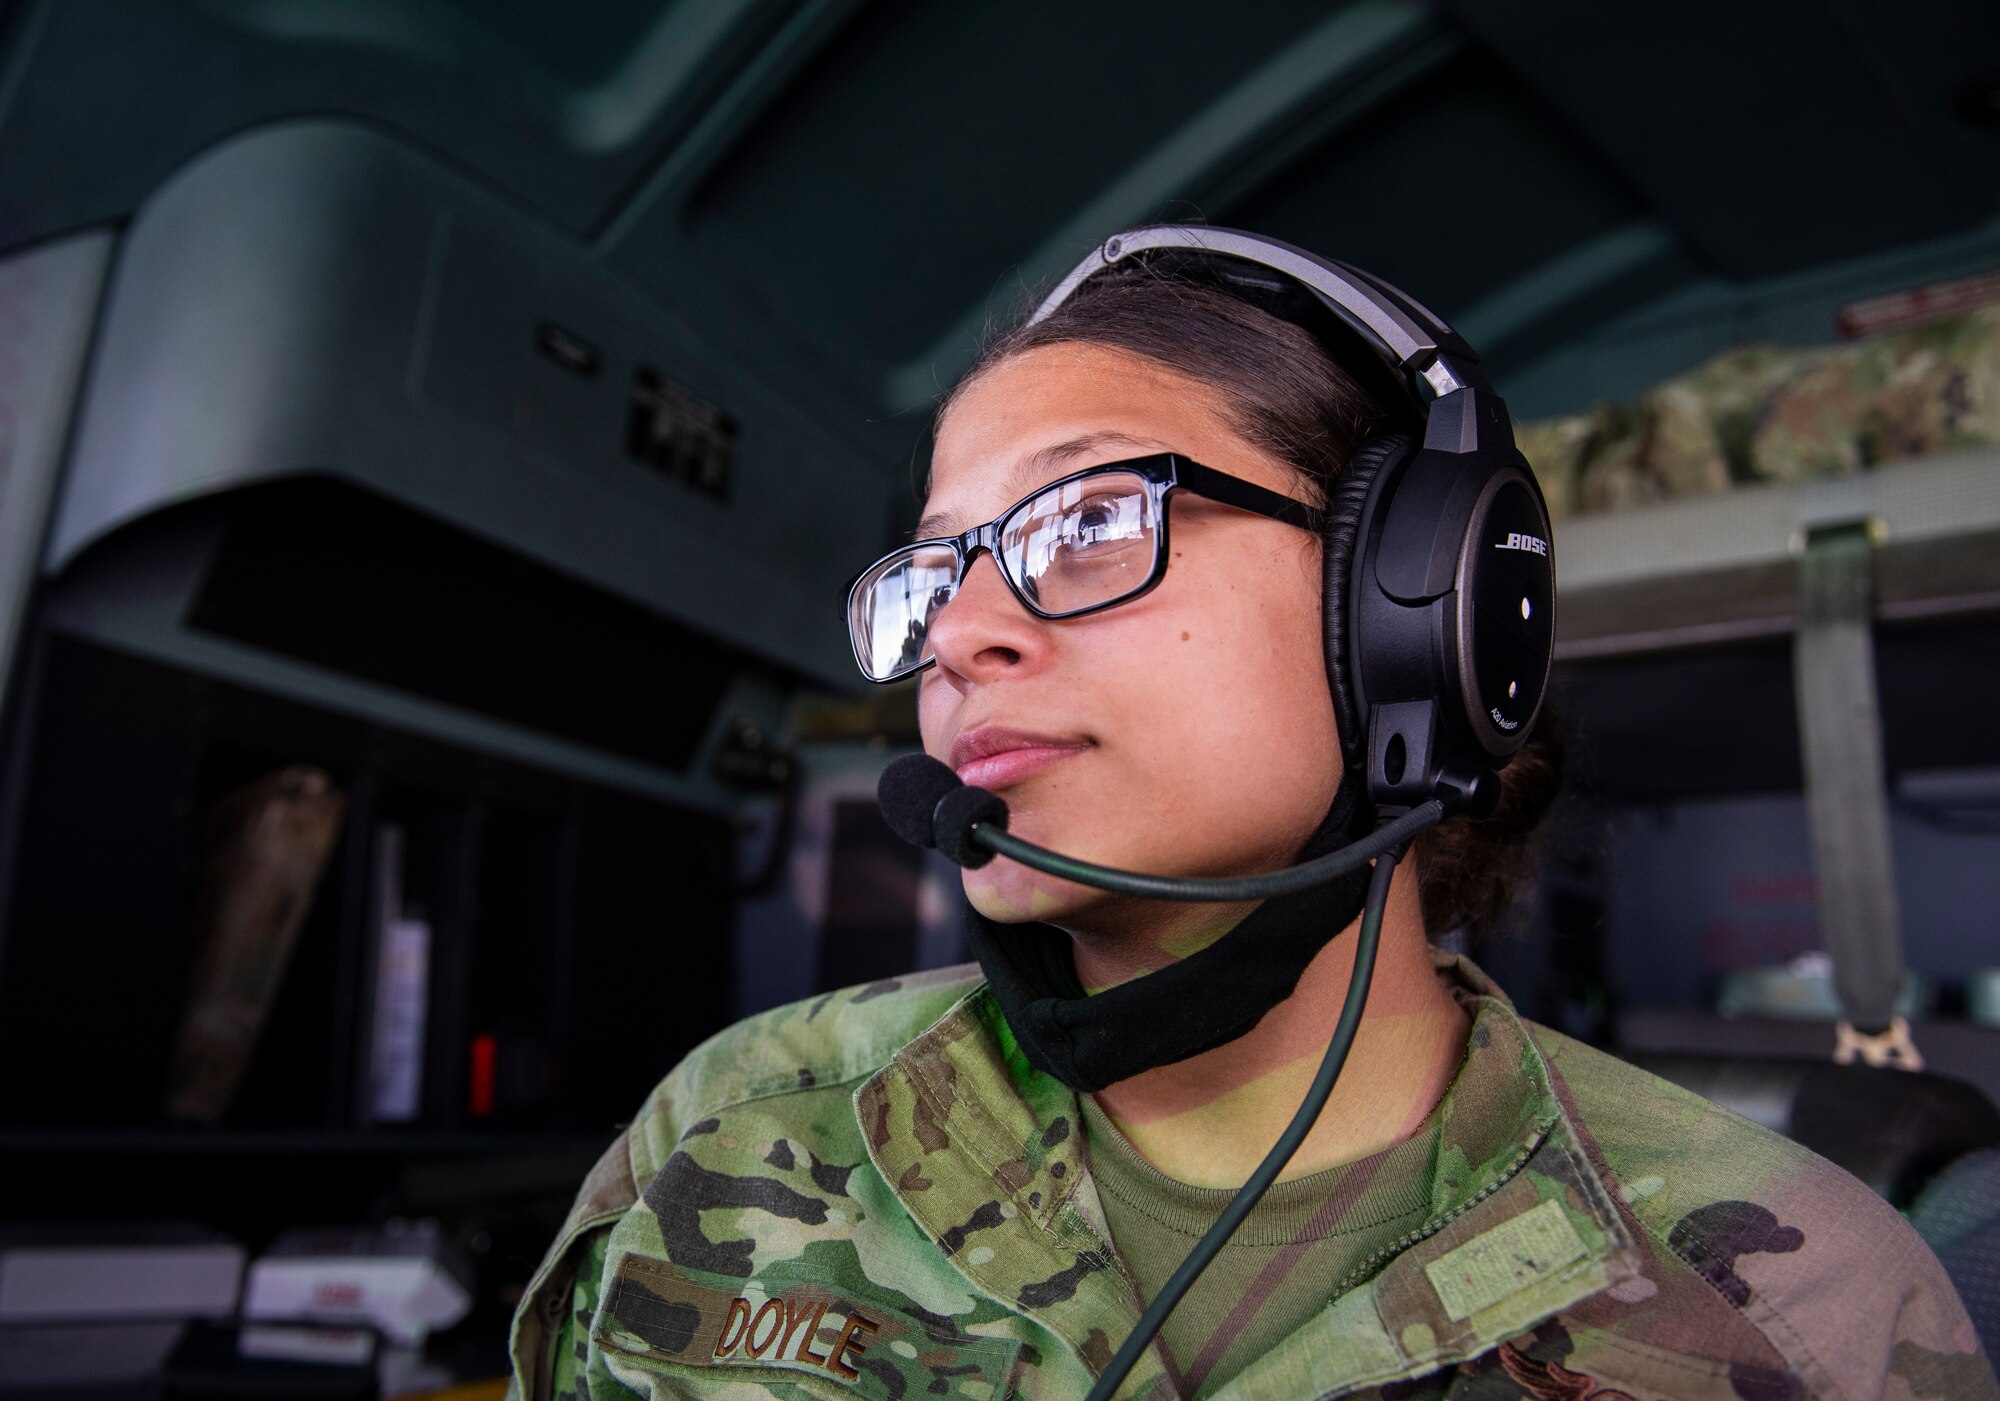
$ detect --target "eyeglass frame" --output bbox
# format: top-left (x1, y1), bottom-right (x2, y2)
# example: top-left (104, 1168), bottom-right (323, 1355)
top-left (842, 452), bottom-right (1319, 683)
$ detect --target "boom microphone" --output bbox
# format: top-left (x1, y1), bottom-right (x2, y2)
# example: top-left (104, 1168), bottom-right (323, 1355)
top-left (876, 753), bottom-right (1445, 902)
top-left (876, 752), bottom-right (962, 848)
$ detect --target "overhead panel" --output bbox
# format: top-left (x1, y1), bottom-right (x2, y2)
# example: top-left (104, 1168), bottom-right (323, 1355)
top-left (1223, 51), bottom-right (1659, 330)
top-left (439, 0), bottom-right (668, 87)
top-left (0, 0), bottom-right (784, 250)
top-left (1442, 0), bottom-right (2000, 279)
top-left (661, 0), bottom-right (1343, 388)
top-left (878, 2), bottom-right (1462, 412)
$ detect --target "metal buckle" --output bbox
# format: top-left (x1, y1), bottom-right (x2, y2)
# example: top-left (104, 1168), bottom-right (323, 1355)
top-left (1833, 1015), bottom-right (1925, 1071)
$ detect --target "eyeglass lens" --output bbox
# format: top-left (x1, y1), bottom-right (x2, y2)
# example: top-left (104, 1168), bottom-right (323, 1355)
top-left (849, 470), bottom-right (1160, 681)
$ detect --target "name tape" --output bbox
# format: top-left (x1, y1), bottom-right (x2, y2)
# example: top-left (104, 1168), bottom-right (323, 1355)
top-left (714, 1293), bottom-right (880, 1380)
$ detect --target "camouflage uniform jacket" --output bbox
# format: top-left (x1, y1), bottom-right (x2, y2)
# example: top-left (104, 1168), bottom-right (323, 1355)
top-left (509, 954), bottom-right (1995, 1400)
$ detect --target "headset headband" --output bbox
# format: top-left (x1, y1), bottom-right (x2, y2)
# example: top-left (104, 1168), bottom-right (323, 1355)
top-left (1029, 225), bottom-right (1508, 458)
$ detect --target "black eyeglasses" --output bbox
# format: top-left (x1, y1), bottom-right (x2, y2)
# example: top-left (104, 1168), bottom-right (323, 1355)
top-left (844, 454), bottom-right (1317, 683)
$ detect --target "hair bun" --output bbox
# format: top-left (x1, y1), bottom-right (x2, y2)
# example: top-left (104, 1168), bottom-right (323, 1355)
top-left (1414, 721), bottom-right (1566, 936)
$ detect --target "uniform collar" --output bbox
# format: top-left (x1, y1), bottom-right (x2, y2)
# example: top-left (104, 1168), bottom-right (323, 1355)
top-left (856, 954), bottom-right (1646, 1399)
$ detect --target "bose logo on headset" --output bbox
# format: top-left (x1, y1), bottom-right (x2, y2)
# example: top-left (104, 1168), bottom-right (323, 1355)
top-left (1495, 531), bottom-right (1549, 556)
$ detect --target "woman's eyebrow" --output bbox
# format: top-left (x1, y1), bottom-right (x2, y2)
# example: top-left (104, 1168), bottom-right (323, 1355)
top-left (913, 431), bottom-right (1174, 539)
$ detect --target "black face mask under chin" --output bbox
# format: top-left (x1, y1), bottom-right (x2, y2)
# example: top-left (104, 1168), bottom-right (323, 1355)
top-left (964, 768), bottom-right (1373, 1094)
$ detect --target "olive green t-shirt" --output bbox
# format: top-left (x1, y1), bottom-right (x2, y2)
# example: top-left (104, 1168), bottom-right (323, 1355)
top-left (1081, 1095), bottom-right (1441, 1399)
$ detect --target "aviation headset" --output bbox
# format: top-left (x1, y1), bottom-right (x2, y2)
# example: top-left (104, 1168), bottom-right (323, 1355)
top-left (1028, 225), bottom-right (1557, 821)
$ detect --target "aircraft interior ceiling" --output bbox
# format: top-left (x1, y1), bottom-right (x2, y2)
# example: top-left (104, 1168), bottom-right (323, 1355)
top-left (5, 0), bottom-right (1997, 706)
top-left (4, 0), bottom-right (1999, 439)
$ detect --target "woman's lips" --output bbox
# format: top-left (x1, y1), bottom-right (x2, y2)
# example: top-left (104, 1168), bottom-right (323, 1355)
top-left (954, 743), bottom-right (1088, 791)
top-left (950, 728), bottom-right (1090, 790)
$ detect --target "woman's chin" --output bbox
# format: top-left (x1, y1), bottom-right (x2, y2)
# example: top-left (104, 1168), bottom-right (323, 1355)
top-left (961, 862), bottom-right (1105, 925)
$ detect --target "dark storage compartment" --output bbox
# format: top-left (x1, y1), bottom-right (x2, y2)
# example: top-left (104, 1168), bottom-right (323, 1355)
top-left (1554, 612), bottom-right (2000, 802)
top-left (186, 478), bottom-right (745, 773)
top-left (0, 467), bottom-right (786, 1384)
top-left (0, 634), bottom-right (736, 1139)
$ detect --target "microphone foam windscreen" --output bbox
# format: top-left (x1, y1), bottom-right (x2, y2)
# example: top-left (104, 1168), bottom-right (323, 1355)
top-left (877, 754), bottom-right (961, 848)
top-left (933, 785), bottom-right (1008, 868)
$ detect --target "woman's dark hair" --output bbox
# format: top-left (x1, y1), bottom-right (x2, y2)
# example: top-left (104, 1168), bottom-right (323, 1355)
top-left (941, 268), bottom-right (1564, 936)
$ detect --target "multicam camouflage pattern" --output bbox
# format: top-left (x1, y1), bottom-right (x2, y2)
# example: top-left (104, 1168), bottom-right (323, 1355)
top-left (509, 955), bottom-right (1994, 1400)
top-left (1516, 303), bottom-right (2000, 521)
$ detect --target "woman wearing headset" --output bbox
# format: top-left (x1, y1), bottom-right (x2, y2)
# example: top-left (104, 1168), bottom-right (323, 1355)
top-left (510, 236), bottom-right (1990, 1401)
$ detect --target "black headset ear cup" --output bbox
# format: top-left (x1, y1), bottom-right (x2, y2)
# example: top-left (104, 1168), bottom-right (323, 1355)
top-left (1321, 433), bottom-right (1414, 766)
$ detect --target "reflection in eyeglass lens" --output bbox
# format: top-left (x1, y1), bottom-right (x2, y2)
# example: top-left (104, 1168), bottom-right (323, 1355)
top-left (863, 549), bottom-right (955, 679)
top-left (1010, 478), bottom-right (1151, 612)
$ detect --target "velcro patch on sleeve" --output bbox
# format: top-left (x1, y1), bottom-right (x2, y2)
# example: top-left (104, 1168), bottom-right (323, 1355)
top-left (1423, 1197), bottom-right (1589, 1322)
top-left (600, 1252), bottom-right (740, 1361)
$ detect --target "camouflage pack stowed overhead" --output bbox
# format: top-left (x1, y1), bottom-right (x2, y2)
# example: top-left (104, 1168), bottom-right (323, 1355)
top-left (1516, 303), bottom-right (2000, 521)
top-left (510, 956), bottom-right (1994, 1400)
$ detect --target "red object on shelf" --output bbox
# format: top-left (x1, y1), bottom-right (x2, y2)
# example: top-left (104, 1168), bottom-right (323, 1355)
top-left (468, 1034), bottom-right (496, 1118)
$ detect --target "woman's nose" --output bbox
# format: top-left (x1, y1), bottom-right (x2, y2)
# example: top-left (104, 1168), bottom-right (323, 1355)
top-left (926, 552), bottom-right (1048, 682)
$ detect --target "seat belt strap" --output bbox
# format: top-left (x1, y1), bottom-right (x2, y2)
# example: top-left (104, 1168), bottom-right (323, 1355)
top-left (1793, 520), bottom-right (1913, 1054)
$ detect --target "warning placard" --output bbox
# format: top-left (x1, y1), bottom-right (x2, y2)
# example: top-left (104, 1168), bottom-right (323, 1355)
top-left (1836, 269), bottom-right (2000, 338)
